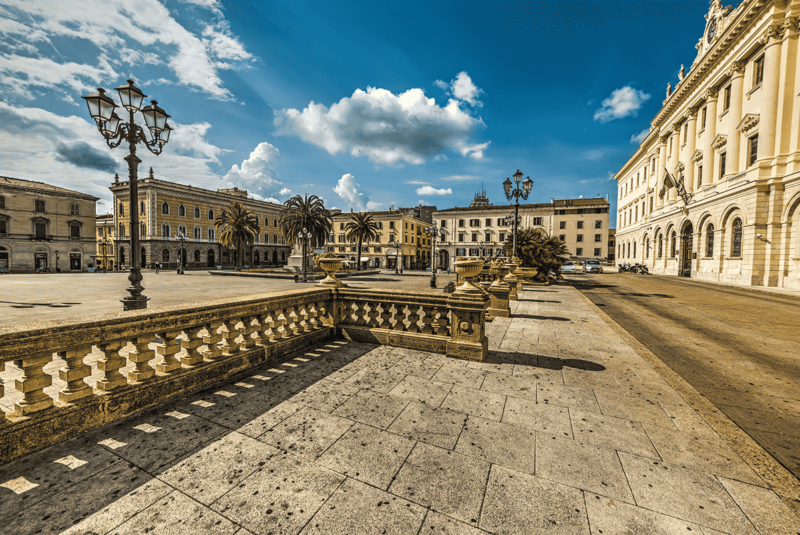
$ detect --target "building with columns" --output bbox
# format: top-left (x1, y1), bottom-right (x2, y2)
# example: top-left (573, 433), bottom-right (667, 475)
top-left (614, 0), bottom-right (800, 288)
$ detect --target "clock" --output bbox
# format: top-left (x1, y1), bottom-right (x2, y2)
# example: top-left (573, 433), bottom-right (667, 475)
top-left (706, 17), bottom-right (717, 43)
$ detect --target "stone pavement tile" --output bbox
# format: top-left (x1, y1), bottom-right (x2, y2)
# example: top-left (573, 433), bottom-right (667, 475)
top-left (288, 379), bottom-right (361, 413)
top-left (502, 397), bottom-right (572, 438)
top-left (512, 364), bottom-right (564, 384)
top-left (158, 431), bottom-right (280, 505)
top-left (331, 390), bottom-right (410, 429)
top-left (716, 403), bottom-right (800, 437)
top-left (0, 436), bottom-right (121, 521)
top-left (616, 377), bottom-right (687, 404)
top-left (593, 389), bottom-right (677, 429)
top-left (658, 400), bottom-right (719, 438)
top-left (702, 387), bottom-right (766, 409)
top-left (260, 407), bottom-right (354, 460)
top-left (570, 409), bottom-right (660, 459)
top-left (643, 424), bottom-right (763, 485)
top-left (419, 510), bottom-right (488, 534)
top-left (584, 492), bottom-right (704, 535)
top-left (389, 442), bottom-right (490, 525)
top-left (537, 383), bottom-right (601, 413)
top-left (480, 372), bottom-right (536, 400)
top-left (323, 360), bottom-right (370, 384)
top-left (212, 452), bottom-right (345, 535)
top-left (455, 415), bottom-right (537, 475)
top-left (480, 464), bottom-right (590, 535)
top-left (440, 385), bottom-right (506, 421)
top-left (718, 477), bottom-right (800, 535)
top-left (618, 452), bottom-right (758, 534)
top-left (300, 477), bottom-right (426, 535)
top-left (207, 393), bottom-right (288, 432)
top-left (390, 355), bottom-right (444, 380)
top-left (561, 368), bottom-right (624, 392)
top-left (316, 423), bottom-right (415, 489)
top-left (746, 429), bottom-right (800, 475)
top-left (344, 366), bottom-right (408, 393)
top-left (431, 365), bottom-right (487, 389)
top-left (425, 354), bottom-right (470, 369)
top-left (387, 375), bottom-right (453, 406)
top-left (466, 360), bottom-right (514, 375)
top-left (237, 400), bottom-right (304, 439)
top-left (111, 490), bottom-right (238, 534)
top-left (387, 401), bottom-right (468, 450)
top-left (760, 393), bottom-right (800, 415)
top-left (536, 434), bottom-right (635, 503)
top-left (5, 462), bottom-right (170, 535)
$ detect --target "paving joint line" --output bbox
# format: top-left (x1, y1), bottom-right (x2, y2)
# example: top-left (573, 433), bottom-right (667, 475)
top-left (572, 286), bottom-right (800, 519)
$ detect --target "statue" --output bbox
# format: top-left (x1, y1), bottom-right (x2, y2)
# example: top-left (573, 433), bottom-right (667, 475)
top-left (678, 65), bottom-right (685, 81)
top-left (666, 82), bottom-right (672, 99)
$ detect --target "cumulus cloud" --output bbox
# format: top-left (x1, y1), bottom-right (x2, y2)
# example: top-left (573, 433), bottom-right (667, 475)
top-left (279, 187), bottom-right (292, 196)
top-left (416, 186), bottom-right (452, 196)
top-left (274, 83), bottom-right (488, 165)
top-left (435, 72), bottom-right (483, 107)
top-left (594, 86), bottom-right (650, 123)
top-left (630, 128), bottom-right (650, 144)
top-left (223, 142), bottom-right (284, 199)
top-left (366, 200), bottom-right (383, 210)
top-left (333, 173), bottom-right (369, 211)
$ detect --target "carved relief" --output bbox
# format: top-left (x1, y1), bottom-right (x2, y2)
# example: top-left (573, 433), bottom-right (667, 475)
top-left (712, 134), bottom-right (728, 152)
top-left (725, 60), bottom-right (744, 78)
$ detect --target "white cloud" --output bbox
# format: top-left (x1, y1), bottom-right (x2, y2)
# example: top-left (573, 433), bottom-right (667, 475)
top-left (366, 200), bottom-right (383, 210)
top-left (441, 174), bottom-right (478, 182)
top-left (274, 84), bottom-right (487, 165)
top-left (0, 54), bottom-right (118, 98)
top-left (416, 186), bottom-right (452, 196)
top-left (334, 173), bottom-right (369, 211)
top-left (457, 141), bottom-right (489, 160)
top-left (594, 86), bottom-right (650, 123)
top-left (404, 180), bottom-right (428, 185)
top-left (630, 128), bottom-right (650, 144)
top-left (279, 187), bottom-right (292, 196)
top-left (223, 142), bottom-right (284, 199)
top-left (450, 72), bottom-right (483, 106)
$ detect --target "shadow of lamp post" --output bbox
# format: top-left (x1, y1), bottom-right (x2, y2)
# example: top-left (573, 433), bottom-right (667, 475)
top-left (82, 79), bottom-right (171, 311)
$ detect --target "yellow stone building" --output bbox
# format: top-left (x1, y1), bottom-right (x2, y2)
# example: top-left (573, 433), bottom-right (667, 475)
top-left (0, 176), bottom-right (98, 273)
top-left (95, 213), bottom-right (115, 271)
top-left (615, 0), bottom-right (800, 288)
top-left (110, 170), bottom-right (290, 270)
top-left (325, 210), bottom-right (431, 269)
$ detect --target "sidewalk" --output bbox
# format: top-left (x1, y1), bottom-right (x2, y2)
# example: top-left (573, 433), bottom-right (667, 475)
top-left (1, 286), bottom-right (798, 534)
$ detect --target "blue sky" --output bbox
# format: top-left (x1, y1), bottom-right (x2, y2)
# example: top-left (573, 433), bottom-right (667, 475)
top-left (0, 0), bottom-right (714, 226)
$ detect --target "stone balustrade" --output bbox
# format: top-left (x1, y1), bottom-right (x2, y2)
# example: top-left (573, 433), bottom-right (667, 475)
top-left (0, 282), bottom-right (488, 464)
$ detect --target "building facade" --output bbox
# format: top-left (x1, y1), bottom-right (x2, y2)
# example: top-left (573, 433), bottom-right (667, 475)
top-left (608, 229), bottom-right (617, 264)
top-left (110, 170), bottom-right (290, 270)
top-left (614, 0), bottom-right (800, 288)
top-left (324, 210), bottom-right (431, 269)
top-left (0, 176), bottom-right (98, 273)
top-left (432, 194), bottom-right (610, 269)
top-left (95, 214), bottom-right (115, 271)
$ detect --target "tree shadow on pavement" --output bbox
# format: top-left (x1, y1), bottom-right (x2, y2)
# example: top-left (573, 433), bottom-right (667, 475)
top-left (485, 350), bottom-right (605, 372)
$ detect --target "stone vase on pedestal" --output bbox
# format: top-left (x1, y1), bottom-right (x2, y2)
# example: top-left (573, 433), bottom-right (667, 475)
top-left (446, 259), bottom-right (489, 361)
top-left (318, 257), bottom-right (345, 287)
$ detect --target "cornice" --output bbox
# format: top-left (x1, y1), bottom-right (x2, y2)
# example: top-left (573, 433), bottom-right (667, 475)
top-left (712, 133), bottom-right (728, 152)
top-left (691, 149), bottom-right (704, 162)
top-left (736, 113), bottom-right (760, 133)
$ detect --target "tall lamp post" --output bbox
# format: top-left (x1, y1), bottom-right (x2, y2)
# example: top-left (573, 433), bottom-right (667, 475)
top-left (98, 238), bottom-right (109, 273)
top-left (390, 240), bottom-right (401, 274)
top-left (503, 170), bottom-right (533, 259)
top-left (177, 231), bottom-right (186, 274)
top-left (298, 227), bottom-right (311, 282)
top-left (479, 240), bottom-right (486, 258)
top-left (82, 79), bottom-right (171, 310)
top-left (424, 226), bottom-right (444, 288)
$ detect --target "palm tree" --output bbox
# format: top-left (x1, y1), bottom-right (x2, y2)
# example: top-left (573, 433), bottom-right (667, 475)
top-left (344, 212), bottom-right (380, 270)
top-left (279, 194), bottom-right (333, 272)
top-left (503, 227), bottom-right (570, 281)
top-left (213, 201), bottom-right (260, 271)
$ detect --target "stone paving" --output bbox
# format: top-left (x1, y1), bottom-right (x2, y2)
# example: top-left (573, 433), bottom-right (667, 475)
top-left (1, 286), bottom-right (799, 534)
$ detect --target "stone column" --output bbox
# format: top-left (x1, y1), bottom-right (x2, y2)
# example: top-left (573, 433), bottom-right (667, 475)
top-left (702, 88), bottom-right (719, 186)
top-left (726, 62), bottom-right (745, 175)
top-left (446, 284), bottom-right (489, 362)
top-left (656, 141), bottom-right (667, 206)
top-left (757, 26), bottom-right (783, 167)
top-left (685, 108), bottom-right (698, 192)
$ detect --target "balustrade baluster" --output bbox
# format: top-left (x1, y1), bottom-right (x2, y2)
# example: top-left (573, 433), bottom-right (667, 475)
top-left (406, 304), bottom-right (421, 333)
top-left (96, 341), bottom-right (129, 392)
top-left (318, 302), bottom-right (330, 326)
top-left (262, 312), bottom-right (277, 342)
top-left (128, 335), bottom-right (156, 381)
top-left (379, 302), bottom-right (393, 329)
top-left (202, 321), bottom-right (224, 360)
top-left (220, 319), bottom-right (242, 354)
top-left (13, 353), bottom-right (55, 415)
top-left (252, 315), bottom-right (268, 345)
top-left (57, 346), bottom-right (93, 403)
top-left (155, 330), bottom-right (183, 373)
top-left (366, 301), bottom-right (380, 328)
top-left (420, 306), bottom-right (434, 335)
top-left (392, 304), bottom-right (407, 331)
top-left (287, 307), bottom-right (300, 335)
top-left (354, 301), bottom-right (367, 326)
top-left (307, 303), bottom-right (319, 329)
top-left (276, 310), bottom-right (289, 339)
top-left (180, 325), bottom-right (206, 367)
top-left (434, 306), bottom-right (449, 336)
top-left (239, 316), bottom-right (257, 351)
top-left (298, 305), bottom-right (310, 332)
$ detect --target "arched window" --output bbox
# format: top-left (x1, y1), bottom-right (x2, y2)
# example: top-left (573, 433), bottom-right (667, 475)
top-left (194, 226), bottom-right (201, 240)
top-left (658, 234), bottom-right (663, 258)
top-left (627, 242), bottom-right (630, 258)
top-left (179, 205), bottom-right (186, 217)
top-left (194, 207), bottom-right (200, 218)
top-left (119, 203), bottom-right (124, 217)
top-left (208, 227), bottom-right (215, 241)
top-left (162, 202), bottom-right (169, 215)
top-left (618, 244), bottom-right (622, 258)
top-left (254, 250), bottom-right (260, 264)
top-left (140, 200), bottom-right (145, 214)
top-left (732, 218), bottom-right (743, 257)
top-left (208, 209), bottom-right (214, 220)
top-left (274, 218), bottom-right (277, 228)
top-left (264, 233), bottom-right (270, 244)
top-left (273, 233), bottom-right (278, 245)
top-left (178, 224), bottom-right (186, 237)
top-left (255, 216), bottom-right (259, 225)
top-left (194, 250), bottom-right (200, 262)
top-left (141, 222), bottom-right (146, 236)
top-left (119, 222), bottom-right (125, 237)
top-left (162, 249), bottom-right (170, 263)
top-left (670, 231), bottom-right (677, 257)
top-left (633, 241), bottom-right (636, 258)
top-left (645, 238), bottom-right (650, 259)
top-left (161, 223), bottom-right (170, 237)
top-left (706, 224), bottom-right (715, 257)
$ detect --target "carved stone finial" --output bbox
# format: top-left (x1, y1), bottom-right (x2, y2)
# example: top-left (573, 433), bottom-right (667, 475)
top-left (113, 173), bottom-right (119, 184)
top-left (666, 82), bottom-right (672, 99)
top-left (148, 167), bottom-right (154, 179)
top-left (678, 65), bottom-right (685, 81)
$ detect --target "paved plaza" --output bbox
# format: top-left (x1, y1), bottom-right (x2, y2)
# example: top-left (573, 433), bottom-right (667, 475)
top-left (0, 270), bottom-right (455, 327)
top-left (1, 286), bottom-right (799, 534)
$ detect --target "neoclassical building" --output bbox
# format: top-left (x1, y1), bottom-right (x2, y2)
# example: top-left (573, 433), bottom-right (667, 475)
top-left (0, 176), bottom-right (98, 273)
top-left (111, 170), bottom-right (291, 270)
top-left (615, 0), bottom-right (800, 288)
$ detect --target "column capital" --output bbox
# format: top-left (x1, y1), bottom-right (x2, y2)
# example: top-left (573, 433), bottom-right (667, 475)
top-left (705, 87), bottom-right (719, 100)
top-left (725, 60), bottom-right (745, 78)
top-left (758, 25), bottom-right (782, 46)
top-left (780, 16), bottom-right (800, 36)
top-left (687, 106), bottom-right (699, 117)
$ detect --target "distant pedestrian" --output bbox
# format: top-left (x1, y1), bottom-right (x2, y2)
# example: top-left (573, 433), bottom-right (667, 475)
top-left (155, 263), bottom-right (161, 274)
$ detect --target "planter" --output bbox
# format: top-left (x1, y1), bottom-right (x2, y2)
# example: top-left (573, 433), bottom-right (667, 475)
top-left (453, 259), bottom-right (484, 294)
top-left (318, 257), bottom-right (344, 287)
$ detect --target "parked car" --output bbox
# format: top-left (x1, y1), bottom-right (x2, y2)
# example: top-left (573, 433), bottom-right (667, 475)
top-left (560, 261), bottom-right (584, 274)
top-left (584, 260), bottom-right (603, 273)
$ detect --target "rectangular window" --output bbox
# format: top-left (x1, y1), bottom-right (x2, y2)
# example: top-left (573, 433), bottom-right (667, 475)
top-left (697, 165), bottom-right (703, 186)
top-left (339, 247), bottom-right (345, 252)
top-left (0, 219), bottom-right (7, 235)
top-left (458, 219), bottom-right (464, 227)
top-left (499, 233), bottom-right (505, 242)
top-left (389, 221), bottom-right (395, 229)
top-left (458, 234), bottom-right (464, 242)
top-left (723, 85), bottom-right (731, 111)
top-left (497, 218), bottom-right (504, 226)
top-left (594, 234), bottom-right (601, 242)
top-left (0, 196), bottom-right (5, 209)
top-left (389, 234), bottom-right (395, 242)
top-left (577, 221), bottom-right (584, 229)
top-left (595, 220), bottom-right (602, 229)
top-left (70, 224), bottom-right (80, 238)
top-left (748, 134), bottom-right (758, 166)
top-left (35, 200), bottom-right (45, 212)
top-left (471, 233), bottom-right (477, 242)
top-left (338, 234), bottom-right (344, 243)
top-left (340, 223), bottom-right (344, 230)
top-left (577, 234), bottom-right (583, 242)
top-left (719, 152), bottom-right (727, 178)
top-left (484, 233), bottom-right (491, 242)
top-left (701, 106), bottom-right (707, 130)
top-left (485, 218), bottom-right (492, 226)
top-left (440, 220), bottom-right (446, 228)
top-left (559, 221), bottom-right (566, 229)
top-left (558, 234), bottom-right (566, 241)
top-left (594, 248), bottom-right (601, 256)
top-left (533, 217), bottom-right (542, 226)
top-left (35, 222), bottom-right (46, 238)
top-left (576, 248), bottom-right (583, 256)
top-left (754, 55), bottom-right (764, 86)
top-left (683, 123), bottom-right (688, 142)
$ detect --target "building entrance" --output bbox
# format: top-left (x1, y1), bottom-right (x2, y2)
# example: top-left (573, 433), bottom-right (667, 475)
top-left (34, 253), bottom-right (48, 271)
top-left (681, 224), bottom-right (693, 278)
top-left (70, 253), bottom-right (81, 271)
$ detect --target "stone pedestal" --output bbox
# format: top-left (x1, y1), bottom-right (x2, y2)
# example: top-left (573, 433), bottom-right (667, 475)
top-left (504, 261), bottom-right (519, 301)
top-left (487, 265), bottom-right (511, 321)
top-left (447, 260), bottom-right (489, 361)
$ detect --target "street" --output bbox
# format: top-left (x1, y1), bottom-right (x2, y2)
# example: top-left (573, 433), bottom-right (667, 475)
top-left (568, 272), bottom-right (800, 479)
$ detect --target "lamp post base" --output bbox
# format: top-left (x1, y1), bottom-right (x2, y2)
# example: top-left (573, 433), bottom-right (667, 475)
top-left (122, 267), bottom-right (149, 311)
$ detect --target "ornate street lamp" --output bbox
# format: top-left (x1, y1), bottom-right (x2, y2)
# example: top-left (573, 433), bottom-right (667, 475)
top-left (503, 170), bottom-right (533, 259)
top-left (177, 231), bottom-right (186, 275)
top-left (390, 240), bottom-right (401, 274)
top-left (479, 240), bottom-right (486, 258)
top-left (298, 227), bottom-right (311, 282)
top-left (97, 238), bottom-right (109, 273)
top-left (424, 226), bottom-right (444, 288)
top-left (82, 79), bottom-right (171, 310)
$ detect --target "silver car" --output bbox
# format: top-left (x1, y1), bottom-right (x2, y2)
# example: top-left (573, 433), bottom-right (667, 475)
top-left (560, 261), bottom-right (584, 274)
top-left (584, 260), bottom-right (603, 273)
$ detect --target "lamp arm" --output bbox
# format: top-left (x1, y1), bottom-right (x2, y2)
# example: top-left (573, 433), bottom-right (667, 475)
top-left (101, 123), bottom-right (128, 150)
top-left (136, 124), bottom-right (165, 156)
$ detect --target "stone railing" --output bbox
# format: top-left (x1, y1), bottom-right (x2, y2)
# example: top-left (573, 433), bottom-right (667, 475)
top-left (0, 279), bottom-right (488, 464)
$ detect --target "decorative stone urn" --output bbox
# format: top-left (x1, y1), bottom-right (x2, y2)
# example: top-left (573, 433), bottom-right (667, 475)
top-left (521, 267), bottom-right (538, 283)
top-left (318, 257), bottom-right (345, 287)
top-left (453, 259), bottom-right (484, 295)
